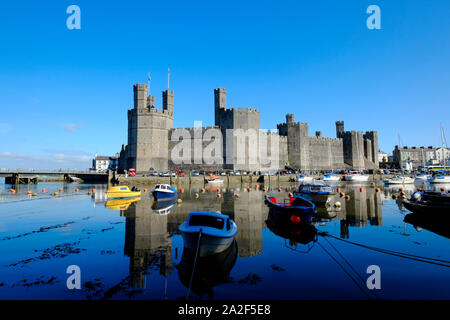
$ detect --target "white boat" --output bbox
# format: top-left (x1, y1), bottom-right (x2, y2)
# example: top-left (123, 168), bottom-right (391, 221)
top-left (296, 174), bottom-right (314, 183)
top-left (344, 171), bottom-right (369, 182)
top-left (415, 173), bottom-right (430, 181)
top-left (179, 211), bottom-right (238, 257)
top-left (320, 173), bottom-right (340, 182)
top-left (206, 174), bottom-right (224, 184)
top-left (429, 174), bottom-right (450, 184)
top-left (384, 176), bottom-right (414, 185)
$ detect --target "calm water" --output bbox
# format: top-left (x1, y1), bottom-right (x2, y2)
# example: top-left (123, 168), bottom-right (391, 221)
top-left (0, 179), bottom-right (449, 300)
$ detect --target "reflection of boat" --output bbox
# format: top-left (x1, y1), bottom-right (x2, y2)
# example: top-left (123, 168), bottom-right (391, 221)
top-left (152, 184), bottom-right (178, 200)
top-left (264, 195), bottom-right (315, 217)
top-left (295, 180), bottom-right (336, 204)
top-left (179, 211), bottom-right (238, 257)
top-left (295, 174), bottom-right (314, 183)
top-left (404, 212), bottom-right (450, 239)
top-left (384, 176), bottom-right (414, 185)
top-left (429, 174), bottom-right (450, 184)
top-left (106, 185), bottom-right (141, 199)
top-left (403, 190), bottom-right (450, 214)
top-left (320, 173), bottom-right (340, 182)
top-left (177, 239), bottom-right (238, 298)
top-left (151, 198), bottom-right (177, 215)
top-left (105, 196), bottom-right (141, 210)
top-left (266, 208), bottom-right (317, 248)
top-left (344, 172), bottom-right (369, 182)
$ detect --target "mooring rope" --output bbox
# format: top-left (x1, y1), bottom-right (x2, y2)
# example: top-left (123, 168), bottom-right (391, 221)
top-left (317, 240), bottom-right (373, 300)
top-left (319, 232), bottom-right (450, 267)
top-left (186, 228), bottom-right (202, 300)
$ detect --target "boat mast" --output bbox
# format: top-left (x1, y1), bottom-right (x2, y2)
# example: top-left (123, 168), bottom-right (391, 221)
top-left (441, 123), bottom-right (448, 167)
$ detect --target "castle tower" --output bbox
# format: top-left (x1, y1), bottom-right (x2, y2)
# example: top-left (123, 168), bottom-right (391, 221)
top-left (163, 89), bottom-right (174, 115)
top-left (214, 88), bottom-right (226, 126)
top-left (286, 114), bottom-right (295, 124)
top-left (127, 83), bottom-right (174, 172)
top-left (336, 121), bottom-right (344, 138)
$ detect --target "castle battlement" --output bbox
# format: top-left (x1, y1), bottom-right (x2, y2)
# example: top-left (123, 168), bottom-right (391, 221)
top-left (124, 83), bottom-right (379, 173)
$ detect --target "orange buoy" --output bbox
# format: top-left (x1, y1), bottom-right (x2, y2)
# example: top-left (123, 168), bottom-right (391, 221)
top-left (402, 195), bottom-right (407, 200)
top-left (144, 188), bottom-right (147, 193)
top-left (360, 187), bottom-right (364, 192)
top-left (201, 188), bottom-right (206, 193)
top-left (340, 192), bottom-right (345, 198)
top-left (92, 188), bottom-right (96, 193)
top-left (217, 188), bottom-right (221, 193)
top-left (255, 184), bottom-right (260, 189)
top-left (371, 182), bottom-right (375, 187)
top-left (179, 188), bottom-right (184, 194)
top-left (75, 188), bottom-right (79, 192)
top-left (345, 195), bottom-right (351, 200)
top-left (27, 191), bottom-right (32, 195)
top-left (337, 187), bottom-right (341, 193)
top-left (42, 188), bottom-right (46, 193)
top-left (59, 188), bottom-right (63, 193)
top-left (401, 191), bottom-right (406, 196)
top-left (417, 187), bottom-right (422, 192)
top-left (10, 188), bottom-right (16, 193)
top-left (376, 188), bottom-right (380, 193)
top-left (247, 188), bottom-right (251, 192)
top-left (422, 181), bottom-right (426, 185)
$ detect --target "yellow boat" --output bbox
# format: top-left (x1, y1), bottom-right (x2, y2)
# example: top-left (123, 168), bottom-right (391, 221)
top-left (106, 185), bottom-right (141, 199)
top-left (105, 197), bottom-right (141, 211)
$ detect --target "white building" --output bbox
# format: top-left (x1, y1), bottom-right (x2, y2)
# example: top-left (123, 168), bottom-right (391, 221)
top-left (378, 150), bottom-right (389, 163)
top-left (92, 153), bottom-right (118, 172)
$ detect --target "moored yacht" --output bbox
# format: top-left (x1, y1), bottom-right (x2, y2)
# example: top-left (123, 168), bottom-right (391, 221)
top-left (344, 171), bottom-right (369, 182)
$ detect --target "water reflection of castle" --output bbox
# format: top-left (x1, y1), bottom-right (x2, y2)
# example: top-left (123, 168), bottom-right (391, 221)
top-left (121, 186), bottom-right (384, 288)
top-left (335, 188), bottom-right (383, 238)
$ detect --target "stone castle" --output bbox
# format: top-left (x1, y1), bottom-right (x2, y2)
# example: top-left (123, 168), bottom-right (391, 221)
top-left (118, 83), bottom-right (379, 172)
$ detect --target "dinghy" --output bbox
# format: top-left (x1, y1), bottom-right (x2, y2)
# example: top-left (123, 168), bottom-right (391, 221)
top-left (179, 211), bottom-right (238, 257)
top-left (152, 184), bottom-right (178, 200)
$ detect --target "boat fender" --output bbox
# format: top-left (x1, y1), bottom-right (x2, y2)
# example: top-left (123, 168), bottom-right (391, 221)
top-left (334, 201), bottom-right (341, 208)
top-left (290, 215), bottom-right (301, 224)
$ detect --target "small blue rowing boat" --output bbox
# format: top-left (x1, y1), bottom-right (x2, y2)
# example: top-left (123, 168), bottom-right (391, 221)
top-left (152, 184), bottom-right (178, 201)
top-left (179, 211), bottom-right (238, 257)
top-left (264, 195), bottom-right (315, 214)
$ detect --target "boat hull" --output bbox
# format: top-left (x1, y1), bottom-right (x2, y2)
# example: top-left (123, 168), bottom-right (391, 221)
top-left (106, 191), bottom-right (141, 199)
top-left (181, 232), bottom-right (235, 257)
top-left (295, 192), bottom-right (334, 204)
top-left (152, 190), bottom-right (177, 201)
top-left (344, 175), bottom-right (369, 182)
top-left (403, 200), bottom-right (450, 215)
top-left (429, 177), bottom-right (450, 184)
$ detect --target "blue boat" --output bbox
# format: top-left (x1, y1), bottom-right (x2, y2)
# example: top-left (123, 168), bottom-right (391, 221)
top-left (264, 195), bottom-right (315, 215)
top-left (152, 184), bottom-right (178, 201)
top-left (179, 211), bottom-right (238, 257)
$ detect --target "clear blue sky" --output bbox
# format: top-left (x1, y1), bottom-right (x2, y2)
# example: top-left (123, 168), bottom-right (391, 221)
top-left (1, 0), bottom-right (449, 169)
